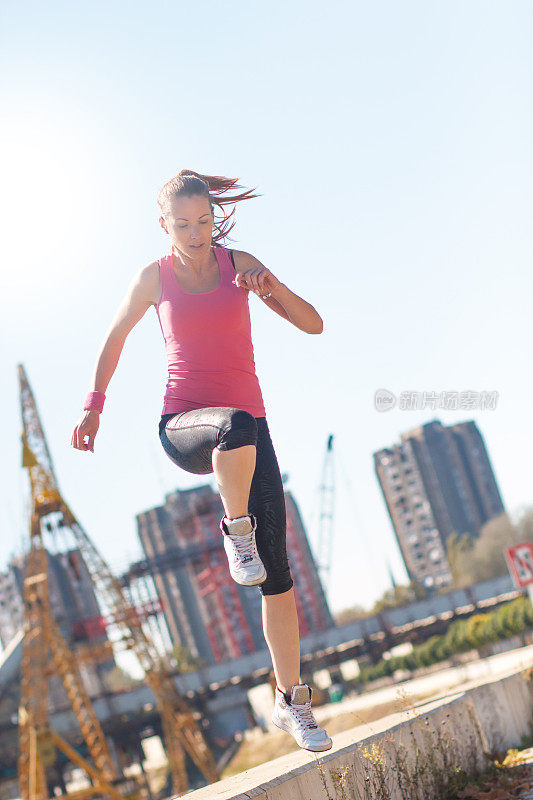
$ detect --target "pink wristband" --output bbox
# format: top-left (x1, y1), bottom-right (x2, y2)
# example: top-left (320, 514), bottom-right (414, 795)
top-left (84, 391), bottom-right (106, 413)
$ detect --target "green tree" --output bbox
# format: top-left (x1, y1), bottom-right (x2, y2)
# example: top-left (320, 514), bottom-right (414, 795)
top-left (447, 531), bottom-right (475, 586)
top-left (371, 582), bottom-right (428, 614)
top-left (447, 511), bottom-right (529, 588)
top-left (464, 614), bottom-right (489, 649)
top-left (355, 597), bottom-right (533, 687)
top-left (515, 506), bottom-right (533, 541)
top-left (444, 619), bottom-right (471, 654)
top-left (334, 604), bottom-right (368, 625)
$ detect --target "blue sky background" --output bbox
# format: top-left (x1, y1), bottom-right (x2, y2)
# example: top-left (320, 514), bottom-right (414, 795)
top-left (1, 1), bottom-right (531, 617)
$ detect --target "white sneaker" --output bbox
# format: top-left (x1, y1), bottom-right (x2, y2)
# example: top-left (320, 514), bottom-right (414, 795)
top-left (272, 684), bottom-right (332, 752)
top-left (219, 514), bottom-right (267, 586)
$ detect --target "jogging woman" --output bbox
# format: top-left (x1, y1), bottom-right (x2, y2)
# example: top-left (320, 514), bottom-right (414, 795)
top-left (70, 169), bottom-right (332, 753)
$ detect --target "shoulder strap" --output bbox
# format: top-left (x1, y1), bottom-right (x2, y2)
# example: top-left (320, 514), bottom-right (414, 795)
top-left (229, 249), bottom-right (236, 271)
top-left (157, 255), bottom-right (171, 298)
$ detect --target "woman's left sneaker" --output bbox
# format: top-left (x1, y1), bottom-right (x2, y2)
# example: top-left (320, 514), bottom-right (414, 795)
top-left (272, 684), bottom-right (333, 752)
top-left (219, 514), bottom-right (267, 586)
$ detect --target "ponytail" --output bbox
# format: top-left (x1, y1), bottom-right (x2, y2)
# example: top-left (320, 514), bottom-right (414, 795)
top-left (157, 169), bottom-right (260, 243)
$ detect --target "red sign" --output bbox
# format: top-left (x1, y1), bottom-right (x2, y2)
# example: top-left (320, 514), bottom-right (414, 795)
top-left (505, 542), bottom-right (533, 588)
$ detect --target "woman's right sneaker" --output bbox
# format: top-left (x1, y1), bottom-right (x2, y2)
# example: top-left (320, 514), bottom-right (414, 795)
top-left (272, 684), bottom-right (333, 752)
top-left (219, 514), bottom-right (267, 586)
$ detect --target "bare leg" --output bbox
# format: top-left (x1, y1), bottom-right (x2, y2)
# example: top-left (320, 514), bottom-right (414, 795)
top-left (262, 588), bottom-right (301, 693)
top-left (213, 444), bottom-right (301, 693)
top-left (212, 444), bottom-right (256, 518)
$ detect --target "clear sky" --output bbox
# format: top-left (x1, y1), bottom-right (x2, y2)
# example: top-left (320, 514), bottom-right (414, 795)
top-left (1, 1), bottom-right (531, 616)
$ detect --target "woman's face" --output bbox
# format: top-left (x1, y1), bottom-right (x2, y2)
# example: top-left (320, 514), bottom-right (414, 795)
top-left (160, 193), bottom-right (214, 256)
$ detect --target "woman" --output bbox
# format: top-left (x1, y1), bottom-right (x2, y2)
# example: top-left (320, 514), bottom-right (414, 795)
top-left (70, 169), bottom-right (332, 753)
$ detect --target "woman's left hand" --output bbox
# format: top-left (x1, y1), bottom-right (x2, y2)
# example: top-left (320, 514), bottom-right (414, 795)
top-left (233, 266), bottom-right (282, 298)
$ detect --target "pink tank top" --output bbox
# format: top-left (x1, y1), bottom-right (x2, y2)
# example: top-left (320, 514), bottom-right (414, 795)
top-left (155, 245), bottom-right (266, 417)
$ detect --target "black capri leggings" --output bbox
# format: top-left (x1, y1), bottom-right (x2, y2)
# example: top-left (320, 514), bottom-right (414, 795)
top-left (158, 406), bottom-right (294, 596)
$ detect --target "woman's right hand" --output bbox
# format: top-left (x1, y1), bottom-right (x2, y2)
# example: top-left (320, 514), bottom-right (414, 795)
top-left (71, 410), bottom-right (100, 453)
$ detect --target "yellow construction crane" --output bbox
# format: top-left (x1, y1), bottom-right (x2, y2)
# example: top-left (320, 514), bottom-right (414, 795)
top-left (17, 364), bottom-right (219, 799)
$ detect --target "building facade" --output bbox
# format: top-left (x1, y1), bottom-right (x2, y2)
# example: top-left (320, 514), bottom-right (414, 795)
top-left (374, 419), bottom-right (505, 590)
top-left (0, 548), bottom-right (113, 705)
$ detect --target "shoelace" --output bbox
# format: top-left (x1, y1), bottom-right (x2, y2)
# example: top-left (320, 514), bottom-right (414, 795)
top-left (227, 530), bottom-right (257, 563)
top-left (290, 703), bottom-right (318, 729)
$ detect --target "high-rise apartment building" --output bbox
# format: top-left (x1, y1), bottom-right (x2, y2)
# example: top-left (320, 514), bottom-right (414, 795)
top-left (135, 483), bottom-right (333, 667)
top-left (374, 419), bottom-right (505, 589)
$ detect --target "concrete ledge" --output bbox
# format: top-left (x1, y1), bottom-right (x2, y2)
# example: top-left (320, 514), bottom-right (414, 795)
top-left (182, 666), bottom-right (533, 800)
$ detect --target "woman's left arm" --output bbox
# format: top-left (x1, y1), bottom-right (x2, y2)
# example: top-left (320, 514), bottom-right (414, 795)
top-left (232, 250), bottom-right (323, 335)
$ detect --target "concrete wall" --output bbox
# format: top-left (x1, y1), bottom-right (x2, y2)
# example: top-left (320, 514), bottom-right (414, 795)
top-left (183, 667), bottom-right (533, 800)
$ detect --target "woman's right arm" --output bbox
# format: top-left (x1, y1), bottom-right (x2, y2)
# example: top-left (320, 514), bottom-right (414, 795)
top-left (70, 262), bottom-right (160, 453)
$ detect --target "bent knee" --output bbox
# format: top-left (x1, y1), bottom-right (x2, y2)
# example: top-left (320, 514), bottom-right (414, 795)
top-left (217, 409), bottom-right (258, 451)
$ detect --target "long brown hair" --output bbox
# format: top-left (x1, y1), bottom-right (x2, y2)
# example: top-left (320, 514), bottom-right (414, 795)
top-left (157, 169), bottom-right (260, 244)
